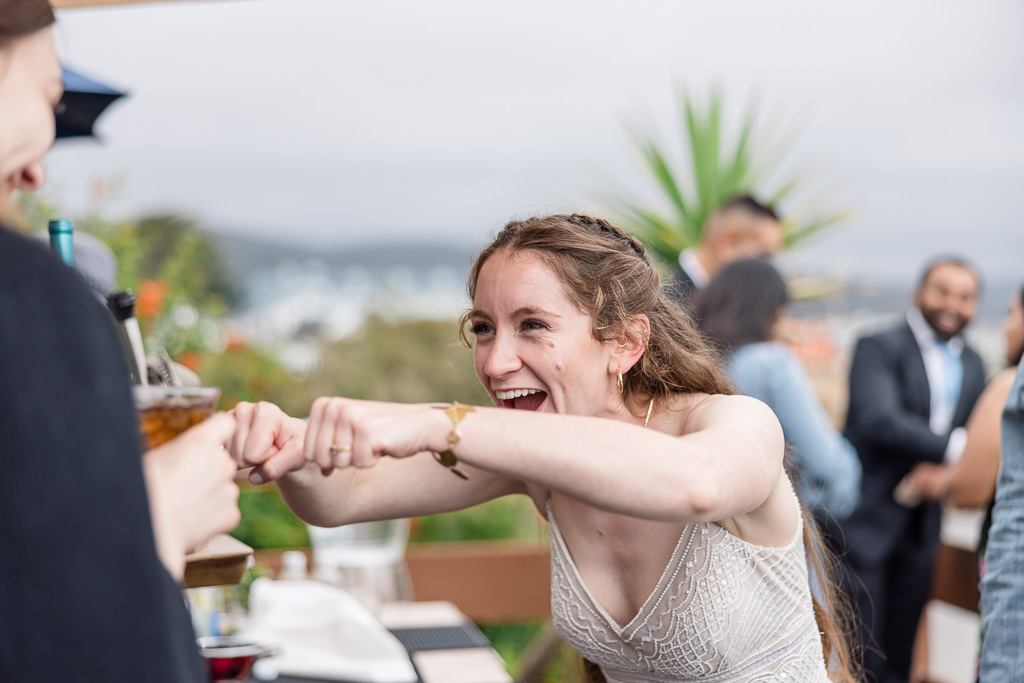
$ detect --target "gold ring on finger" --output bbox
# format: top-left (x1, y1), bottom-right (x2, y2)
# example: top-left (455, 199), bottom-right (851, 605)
top-left (329, 443), bottom-right (352, 456)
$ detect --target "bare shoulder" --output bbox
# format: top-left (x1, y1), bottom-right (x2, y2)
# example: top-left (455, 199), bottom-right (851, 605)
top-left (990, 367), bottom-right (1019, 396)
top-left (670, 392), bottom-right (781, 438)
top-left (974, 367), bottom-right (1019, 417)
top-left (668, 393), bottom-right (790, 543)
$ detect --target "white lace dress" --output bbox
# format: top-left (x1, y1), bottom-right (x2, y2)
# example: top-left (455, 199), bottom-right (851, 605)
top-left (547, 494), bottom-right (830, 682)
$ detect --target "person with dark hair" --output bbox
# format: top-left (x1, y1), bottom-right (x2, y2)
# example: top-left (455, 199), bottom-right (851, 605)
top-left (833, 257), bottom-right (987, 683)
top-left (693, 258), bottom-right (861, 522)
top-left (229, 214), bottom-right (859, 682)
top-left (1, 2), bottom-right (240, 680)
top-left (904, 283), bottom-right (1023, 507)
top-left (670, 194), bottom-right (783, 302)
top-left (0, 0), bottom-right (57, 199)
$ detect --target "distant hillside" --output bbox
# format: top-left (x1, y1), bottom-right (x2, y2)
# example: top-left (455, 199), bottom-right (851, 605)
top-left (790, 278), bottom-right (1016, 327)
top-left (205, 227), bottom-right (1015, 327)
top-left (206, 229), bottom-right (476, 278)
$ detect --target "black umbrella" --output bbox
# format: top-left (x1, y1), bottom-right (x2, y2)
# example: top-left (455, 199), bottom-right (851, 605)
top-left (55, 66), bottom-right (127, 139)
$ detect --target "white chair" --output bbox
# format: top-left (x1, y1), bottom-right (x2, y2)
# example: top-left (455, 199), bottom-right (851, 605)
top-left (307, 519), bottom-right (413, 609)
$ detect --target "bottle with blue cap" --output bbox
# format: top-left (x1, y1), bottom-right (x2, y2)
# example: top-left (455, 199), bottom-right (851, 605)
top-left (48, 218), bottom-right (76, 267)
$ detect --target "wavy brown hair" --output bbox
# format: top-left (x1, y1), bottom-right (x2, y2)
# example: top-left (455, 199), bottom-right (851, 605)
top-left (462, 214), bottom-right (859, 682)
top-left (461, 213), bottom-right (733, 411)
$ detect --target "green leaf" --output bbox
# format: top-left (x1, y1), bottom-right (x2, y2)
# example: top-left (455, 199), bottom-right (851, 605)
top-left (783, 209), bottom-right (855, 248)
top-left (721, 117), bottom-right (754, 190)
top-left (599, 87), bottom-right (851, 264)
top-left (638, 139), bottom-right (692, 227)
top-left (769, 176), bottom-right (802, 206)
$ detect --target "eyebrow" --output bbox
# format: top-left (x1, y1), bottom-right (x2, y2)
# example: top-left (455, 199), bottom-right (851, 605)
top-left (512, 306), bottom-right (561, 319)
top-left (467, 306), bottom-right (562, 320)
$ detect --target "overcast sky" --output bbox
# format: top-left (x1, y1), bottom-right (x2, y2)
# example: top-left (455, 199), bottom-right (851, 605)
top-left (44, 0), bottom-right (1023, 285)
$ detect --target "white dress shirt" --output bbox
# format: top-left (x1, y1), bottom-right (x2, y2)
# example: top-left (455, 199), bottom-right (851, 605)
top-left (678, 248), bottom-right (710, 289)
top-left (906, 307), bottom-right (967, 462)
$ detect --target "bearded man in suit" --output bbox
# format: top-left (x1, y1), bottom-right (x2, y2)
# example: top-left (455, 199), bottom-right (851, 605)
top-left (835, 257), bottom-right (986, 683)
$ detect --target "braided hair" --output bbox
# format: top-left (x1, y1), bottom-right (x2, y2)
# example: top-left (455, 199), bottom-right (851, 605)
top-left (561, 213), bottom-right (649, 260)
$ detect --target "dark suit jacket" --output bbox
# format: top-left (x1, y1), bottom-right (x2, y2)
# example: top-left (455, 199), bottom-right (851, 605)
top-left (837, 320), bottom-right (986, 567)
top-left (0, 228), bottom-right (206, 682)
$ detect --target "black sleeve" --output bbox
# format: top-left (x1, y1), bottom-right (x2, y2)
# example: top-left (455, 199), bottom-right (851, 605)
top-left (845, 334), bottom-right (949, 464)
top-left (0, 229), bottom-right (205, 682)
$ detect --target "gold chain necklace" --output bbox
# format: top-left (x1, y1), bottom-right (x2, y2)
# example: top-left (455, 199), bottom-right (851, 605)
top-left (644, 397), bottom-right (655, 428)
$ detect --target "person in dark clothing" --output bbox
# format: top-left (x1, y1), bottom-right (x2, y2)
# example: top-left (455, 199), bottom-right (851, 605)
top-left (668, 195), bottom-right (783, 303)
top-left (1, 2), bottom-right (240, 680)
top-left (831, 257), bottom-right (987, 683)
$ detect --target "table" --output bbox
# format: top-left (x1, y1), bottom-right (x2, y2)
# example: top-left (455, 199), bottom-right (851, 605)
top-left (183, 534), bottom-right (253, 589)
top-left (274, 601), bottom-right (512, 683)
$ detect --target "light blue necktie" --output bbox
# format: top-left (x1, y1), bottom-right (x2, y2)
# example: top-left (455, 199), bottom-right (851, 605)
top-left (939, 340), bottom-right (963, 419)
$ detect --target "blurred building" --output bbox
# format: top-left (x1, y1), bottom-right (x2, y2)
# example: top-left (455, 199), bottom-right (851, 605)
top-left (209, 231), bottom-right (473, 373)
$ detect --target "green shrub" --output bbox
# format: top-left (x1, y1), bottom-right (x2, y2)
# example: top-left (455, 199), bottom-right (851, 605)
top-left (231, 484), bottom-right (309, 549)
top-left (410, 496), bottom-right (545, 544)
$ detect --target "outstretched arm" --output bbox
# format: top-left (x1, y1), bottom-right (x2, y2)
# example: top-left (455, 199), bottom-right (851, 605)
top-left (229, 401), bottom-right (525, 528)
top-left (444, 394), bottom-right (785, 525)
top-left (232, 393), bottom-right (786, 533)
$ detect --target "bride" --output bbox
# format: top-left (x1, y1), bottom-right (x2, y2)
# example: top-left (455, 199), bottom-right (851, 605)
top-left (229, 213), bottom-right (858, 682)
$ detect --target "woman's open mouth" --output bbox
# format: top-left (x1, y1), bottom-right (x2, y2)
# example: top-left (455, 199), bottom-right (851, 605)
top-left (494, 388), bottom-right (548, 411)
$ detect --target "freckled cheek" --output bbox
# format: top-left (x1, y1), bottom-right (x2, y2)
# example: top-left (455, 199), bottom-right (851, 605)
top-left (472, 348), bottom-right (489, 380)
top-left (546, 348), bottom-right (565, 373)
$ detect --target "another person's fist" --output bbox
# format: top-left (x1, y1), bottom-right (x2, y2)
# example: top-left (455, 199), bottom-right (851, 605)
top-left (229, 401), bottom-right (308, 485)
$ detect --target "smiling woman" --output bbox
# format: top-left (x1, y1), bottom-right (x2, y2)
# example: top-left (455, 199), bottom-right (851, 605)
top-left (1, 2), bottom-right (244, 681)
top-left (0, 0), bottom-right (53, 43)
top-left (0, 0), bottom-right (61, 203)
top-left (460, 215), bottom-right (733, 416)
top-left (231, 213), bottom-right (859, 682)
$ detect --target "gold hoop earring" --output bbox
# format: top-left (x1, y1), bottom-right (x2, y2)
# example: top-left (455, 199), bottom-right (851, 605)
top-left (617, 368), bottom-right (624, 394)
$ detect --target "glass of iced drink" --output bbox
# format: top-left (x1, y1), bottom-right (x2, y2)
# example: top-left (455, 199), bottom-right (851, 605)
top-left (133, 385), bottom-right (221, 450)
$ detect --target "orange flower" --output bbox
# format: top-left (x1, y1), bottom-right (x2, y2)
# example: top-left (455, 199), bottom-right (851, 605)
top-left (137, 279), bottom-right (169, 319)
top-left (178, 351), bottom-right (202, 373)
top-left (226, 332), bottom-right (249, 352)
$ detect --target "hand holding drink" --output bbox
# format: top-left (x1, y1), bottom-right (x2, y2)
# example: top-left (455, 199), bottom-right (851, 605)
top-left (134, 385), bottom-right (222, 449)
top-left (133, 386), bottom-right (242, 580)
top-left (142, 411), bottom-right (241, 580)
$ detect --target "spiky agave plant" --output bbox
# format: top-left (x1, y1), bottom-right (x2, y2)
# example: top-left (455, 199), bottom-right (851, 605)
top-left (604, 89), bottom-right (852, 266)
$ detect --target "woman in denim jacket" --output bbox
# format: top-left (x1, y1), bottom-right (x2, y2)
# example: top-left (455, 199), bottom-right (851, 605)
top-left (979, 359), bottom-right (1024, 680)
top-left (694, 258), bottom-right (862, 522)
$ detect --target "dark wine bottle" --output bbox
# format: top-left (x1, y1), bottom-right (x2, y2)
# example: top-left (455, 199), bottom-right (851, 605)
top-left (106, 290), bottom-right (149, 386)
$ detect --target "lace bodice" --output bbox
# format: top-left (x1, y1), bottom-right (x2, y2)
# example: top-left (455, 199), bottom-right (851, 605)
top-left (547, 494), bottom-right (830, 682)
